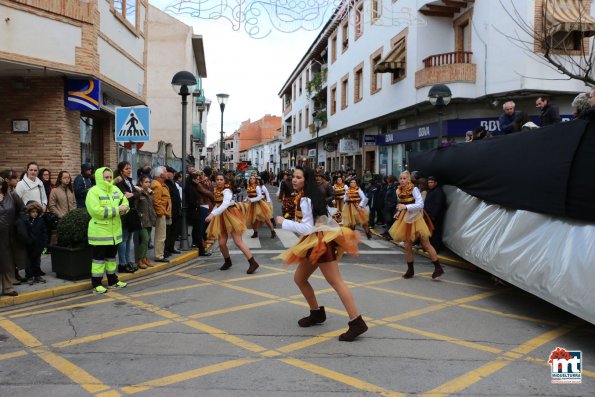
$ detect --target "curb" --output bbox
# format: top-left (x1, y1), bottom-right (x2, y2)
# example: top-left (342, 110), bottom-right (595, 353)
top-left (0, 250), bottom-right (200, 309)
top-left (369, 229), bottom-right (478, 272)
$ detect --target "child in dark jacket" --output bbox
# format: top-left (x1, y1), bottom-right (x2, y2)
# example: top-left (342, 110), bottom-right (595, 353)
top-left (25, 201), bottom-right (49, 284)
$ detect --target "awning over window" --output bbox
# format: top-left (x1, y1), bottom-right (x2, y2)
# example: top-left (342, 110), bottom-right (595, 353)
top-left (544, 0), bottom-right (595, 37)
top-left (374, 39), bottom-right (406, 73)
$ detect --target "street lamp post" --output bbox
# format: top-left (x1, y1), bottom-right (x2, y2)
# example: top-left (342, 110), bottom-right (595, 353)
top-left (428, 84), bottom-right (452, 148)
top-left (216, 93), bottom-right (229, 171)
top-left (171, 71), bottom-right (198, 252)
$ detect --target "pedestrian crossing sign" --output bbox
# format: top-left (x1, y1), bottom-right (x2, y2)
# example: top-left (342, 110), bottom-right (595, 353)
top-left (115, 106), bottom-right (150, 142)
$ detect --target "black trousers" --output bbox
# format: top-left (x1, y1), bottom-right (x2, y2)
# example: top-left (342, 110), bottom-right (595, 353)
top-left (382, 207), bottom-right (396, 231)
top-left (191, 207), bottom-right (208, 255)
top-left (165, 215), bottom-right (181, 252)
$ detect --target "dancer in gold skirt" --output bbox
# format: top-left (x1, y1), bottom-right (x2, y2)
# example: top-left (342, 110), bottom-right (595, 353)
top-left (245, 174), bottom-right (276, 238)
top-left (331, 176), bottom-right (346, 224)
top-left (275, 166), bottom-right (367, 342)
top-left (342, 179), bottom-right (372, 239)
top-left (206, 173), bottom-right (259, 274)
top-left (388, 171), bottom-right (444, 279)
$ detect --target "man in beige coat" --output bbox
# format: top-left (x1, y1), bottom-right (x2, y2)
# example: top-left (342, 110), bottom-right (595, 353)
top-left (150, 166), bottom-right (171, 262)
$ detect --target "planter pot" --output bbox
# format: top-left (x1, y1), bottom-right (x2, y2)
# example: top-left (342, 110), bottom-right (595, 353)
top-left (50, 245), bottom-right (93, 281)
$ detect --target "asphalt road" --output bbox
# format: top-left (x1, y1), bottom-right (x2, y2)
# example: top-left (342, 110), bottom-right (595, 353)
top-left (0, 191), bottom-right (593, 396)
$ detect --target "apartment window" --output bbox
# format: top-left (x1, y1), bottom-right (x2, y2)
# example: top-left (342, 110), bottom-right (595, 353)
top-left (355, 2), bottom-right (364, 39)
top-left (454, 9), bottom-right (472, 52)
top-left (331, 33), bottom-right (338, 63)
top-left (330, 84), bottom-right (337, 115)
top-left (292, 83), bottom-right (296, 101)
top-left (354, 62), bottom-right (364, 103)
top-left (299, 111), bottom-right (303, 131)
top-left (112, 0), bottom-right (138, 28)
top-left (299, 76), bottom-right (303, 96)
top-left (341, 74), bottom-right (349, 110)
top-left (370, 47), bottom-right (383, 94)
top-left (372, 0), bottom-right (382, 21)
top-left (341, 20), bottom-right (349, 52)
top-left (305, 106), bottom-right (310, 128)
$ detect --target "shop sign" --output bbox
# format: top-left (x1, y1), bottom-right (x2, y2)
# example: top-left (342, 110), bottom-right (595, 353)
top-left (65, 79), bottom-right (101, 111)
top-left (364, 135), bottom-right (376, 146)
top-left (339, 138), bottom-right (359, 154)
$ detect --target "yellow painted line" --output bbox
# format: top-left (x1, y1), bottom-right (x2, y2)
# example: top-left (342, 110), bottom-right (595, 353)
top-left (422, 359), bottom-right (510, 397)
top-left (177, 273), bottom-right (283, 300)
top-left (387, 323), bottom-right (503, 355)
top-left (451, 290), bottom-right (503, 304)
top-left (225, 271), bottom-right (287, 282)
top-left (416, 276), bottom-right (494, 290)
top-left (288, 287), bottom-right (336, 299)
top-left (366, 285), bottom-right (445, 303)
top-left (8, 298), bottom-right (115, 319)
top-left (0, 350), bottom-right (28, 361)
top-left (130, 282), bottom-right (211, 298)
top-left (96, 391), bottom-right (123, 397)
top-left (34, 349), bottom-right (116, 394)
top-left (0, 318), bottom-right (44, 348)
top-left (0, 293), bottom-right (98, 316)
top-left (108, 292), bottom-right (182, 320)
top-left (503, 351), bottom-right (523, 360)
top-left (52, 320), bottom-right (172, 349)
top-left (361, 276), bottom-right (406, 286)
top-left (0, 318), bottom-right (116, 395)
top-left (459, 304), bottom-right (559, 325)
top-left (277, 330), bottom-right (343, 353)
top-left (122, 357), bottom-right (260, 394)
top-left (261, 350), bottom-right (282, 357)
top-left (183, 319), bottom-right (267, 353)
top-left (383, 303), bottom-right (450, 323)
top-left (421, 324), bottom-right (577, 397)
top-left (189, 300), bottom-right (279, 319)
top-left (279, 357), bottom-right (405, 397)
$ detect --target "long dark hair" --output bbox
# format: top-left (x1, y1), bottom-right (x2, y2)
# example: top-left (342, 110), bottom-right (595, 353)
top-left (55, 170), bottom-right (74, 192)
top-left (296, 166), bottom-right (327, 218)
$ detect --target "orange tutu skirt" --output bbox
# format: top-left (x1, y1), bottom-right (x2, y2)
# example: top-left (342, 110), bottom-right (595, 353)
top-left (274, 217), bottom-right (360, 265)
top-left (388, 209), bottom-right (434, 242)
top-left (341, 203), bottom-right (369, 228)
top-left (207, 206), bottom-right (247, 238)
top-left (245, 200), bottom-right (273, 224)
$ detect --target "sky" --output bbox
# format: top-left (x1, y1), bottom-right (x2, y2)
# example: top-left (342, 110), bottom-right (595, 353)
top-left (150, 1), bottom-right (335, 146)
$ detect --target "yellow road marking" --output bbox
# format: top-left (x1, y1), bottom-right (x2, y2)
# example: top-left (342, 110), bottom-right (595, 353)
top-left (189, 300), bottom-right (279, 319)
top-left (279, 357), bottom-right (405, 397)
top-left (225, 271), bottom-right (287, 282)
top-left (177, 273), bottom-right (283, 300)
top-left (421, 324), bottom-right (577, 397)
top-left (0, 294), bottom-right (106, 316)
top-left (524, 356), bottom-right (595, 378)
top-left (0, 350), bottom-right (28, 361)
top-left (387, 323), bottom-right (503, 355)
top-left (459, 304), bottom-right (558, 325)
top-left (0, 318), bottom-right (117, 395)
top-left (108, 292), bottom-right (182, 320)
top-left (130, 282), bottom-right (210, 298)
top-left (8, 298), bottom-right (115, 319)
top-left (121, 357), bottom-right (261, 394)
top-left (182, 319), bottom-right (267, 353)
top-left (366, 285), bottom-right (445, 303)
top-left (51, 320), bottom-right (172, 349)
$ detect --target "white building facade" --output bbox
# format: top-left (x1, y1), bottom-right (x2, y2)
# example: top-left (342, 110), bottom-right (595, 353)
top-left (246, 136), bottom-right (284, 175)
top-left (279, 0), bottom-right (592, 177)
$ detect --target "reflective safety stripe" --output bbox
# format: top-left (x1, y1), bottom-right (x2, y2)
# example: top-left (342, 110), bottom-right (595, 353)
top-left (98, 196), bottom-right (110, 200)
top-left (103, 207), bottom-right (109, 219)
top-left (91, 273), bottom-right (104, 278)
top-left (89, 236), bottom-right (114, 242)
top-left (111, 207), bottom-right (116, 218)
top-left (105, 261), bottom-right (117, 273)
top-left (93, 260), bottom-right (105, 264)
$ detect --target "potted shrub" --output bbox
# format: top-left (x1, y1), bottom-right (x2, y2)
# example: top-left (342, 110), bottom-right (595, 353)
top-left (50, 208), bottom-right (92, 280)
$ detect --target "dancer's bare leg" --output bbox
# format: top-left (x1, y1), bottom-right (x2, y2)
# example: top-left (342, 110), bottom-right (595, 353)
top-left (318, 261), bottom-right (358, 319)
top-left (294, 258), bottom-right (320, 309)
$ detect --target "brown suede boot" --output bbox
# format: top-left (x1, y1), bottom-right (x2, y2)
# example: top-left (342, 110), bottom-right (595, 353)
top-left (432, 260), bottom-right (444, 279)
top-left (246, 257), bottom-right (259, 274)
top-left (143, 258), bottom-right (155, 267)
top-left (298, 306), bottom-right (326, 327)
top-left (220, 257), bottom-right (232, 271)
top-left (403, 261), bottom-right (414, 279)
top-left (338, 315), bottom-right (368, 341)
top-left (137, 260), bottom-right (148, 269)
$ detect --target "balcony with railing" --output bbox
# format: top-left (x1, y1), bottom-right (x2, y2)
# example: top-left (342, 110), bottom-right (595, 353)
top-left (415, 51), bottom-right (476, 88)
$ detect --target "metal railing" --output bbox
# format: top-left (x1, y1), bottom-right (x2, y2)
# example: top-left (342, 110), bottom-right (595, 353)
top-left (422, 51), bottom-right (473, 68)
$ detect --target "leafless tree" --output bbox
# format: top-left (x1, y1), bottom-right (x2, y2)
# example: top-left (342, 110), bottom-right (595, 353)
top-left (497, 0), bottom-right (595, 86)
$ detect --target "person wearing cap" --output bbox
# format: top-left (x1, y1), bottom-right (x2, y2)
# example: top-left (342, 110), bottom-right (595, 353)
top-left (424, 176), bottom-right (446, 252)
top-left (85, 167), bottom-right (129, 293)
top-left (74, 163), bottom-right (95, 208)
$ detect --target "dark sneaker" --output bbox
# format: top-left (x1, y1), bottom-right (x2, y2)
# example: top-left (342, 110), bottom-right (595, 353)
top-left (34, 276), bottom-right (46, 284)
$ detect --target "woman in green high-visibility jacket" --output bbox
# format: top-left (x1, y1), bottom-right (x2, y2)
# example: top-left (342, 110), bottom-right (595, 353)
top-left (85, 167), bottom-right (129, 294)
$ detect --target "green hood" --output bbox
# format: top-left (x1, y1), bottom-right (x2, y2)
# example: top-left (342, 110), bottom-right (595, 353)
top-left (95, 167), bottom-right (114, 191)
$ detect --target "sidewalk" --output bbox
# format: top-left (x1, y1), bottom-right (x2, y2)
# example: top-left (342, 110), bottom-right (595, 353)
top-left (0, 246), bottom-right (203, 308)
